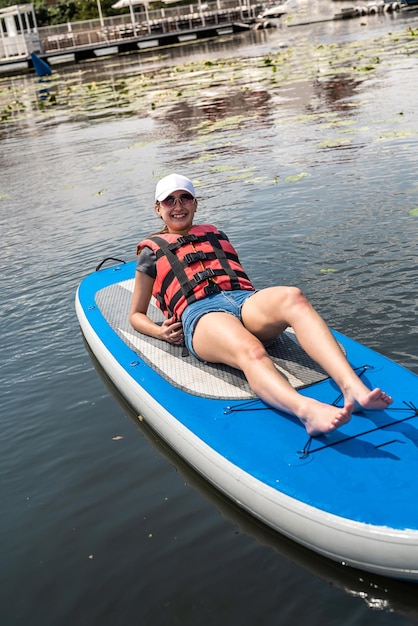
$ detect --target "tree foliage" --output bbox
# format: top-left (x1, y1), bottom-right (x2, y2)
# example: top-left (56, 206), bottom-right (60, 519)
top-left (0, 0), bottom-right (124, 26)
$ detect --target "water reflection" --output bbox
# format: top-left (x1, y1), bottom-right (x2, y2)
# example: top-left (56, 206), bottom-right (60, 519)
top-left (313, 74), bottom-right (363, 112)
top-left (161, 87), bottom-right (272, 135)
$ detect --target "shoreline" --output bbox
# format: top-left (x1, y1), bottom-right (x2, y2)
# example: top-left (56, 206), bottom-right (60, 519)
top-left (0, 1), bottom-right (416, 77)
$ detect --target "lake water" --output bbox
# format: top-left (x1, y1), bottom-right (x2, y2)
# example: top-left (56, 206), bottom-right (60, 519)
top-left (2, 5), bottom-right (418, 625)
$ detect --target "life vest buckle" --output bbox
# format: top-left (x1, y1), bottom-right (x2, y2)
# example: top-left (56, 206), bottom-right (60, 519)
top-left (183, 251), bottom-right (208, 264)
top-left (193, 267), bottom-right (215, 282)
top-left (177, 234), bottom-right (199, 245)
top-left (204, 282), bottom-right (221, 296)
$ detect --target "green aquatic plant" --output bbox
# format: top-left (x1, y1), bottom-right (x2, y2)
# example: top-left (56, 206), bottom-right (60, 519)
top-left (319, 119), bottom-right (357, 129)
top-left (408, 208), bottom-right (418, 216)
top-left (318, 137), bottom-right (352, 149)
top-left (0, 21), bottom-right (417, 136)
top-left (190, 152), bottom-right (218, 164)
top-left (210, 164), bottom-right (239, 173)
top-left (377, 130), bottom-right (415, 141)
top-left (284, 173), bottom-right (308, 183)
top-left (356, 64), bottom-right (377, 72)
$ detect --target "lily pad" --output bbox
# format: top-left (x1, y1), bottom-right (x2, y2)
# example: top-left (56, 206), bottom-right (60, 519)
top-left (320, 268), bottom-right (338, 274)
top-left (408, 208), bottom-right (418, 216)
top-left (284, 173), bottom-right (308, 183)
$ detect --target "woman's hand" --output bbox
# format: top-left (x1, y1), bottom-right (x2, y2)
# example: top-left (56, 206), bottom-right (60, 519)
top-left (160, 316), bottom-right (184, 345)
top-left (130, 272), bottom-right (184, 345)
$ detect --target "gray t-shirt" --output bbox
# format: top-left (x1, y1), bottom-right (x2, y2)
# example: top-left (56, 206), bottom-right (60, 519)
top-left (136, 246), bottom-right (157, 279)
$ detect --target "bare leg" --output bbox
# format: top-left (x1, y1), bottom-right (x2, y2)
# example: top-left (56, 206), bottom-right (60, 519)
top-left (192, 312), bottom-right (354, 436)
top-left (241, 287), bottom-right (393, 411)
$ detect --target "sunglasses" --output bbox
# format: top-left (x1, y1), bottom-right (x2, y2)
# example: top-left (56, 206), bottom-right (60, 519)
top-left (159, 193), bottom-right (195, 210)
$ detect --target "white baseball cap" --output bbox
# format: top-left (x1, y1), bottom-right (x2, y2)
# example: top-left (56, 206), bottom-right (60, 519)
top-left (155, 173), bottom-right (196, 202)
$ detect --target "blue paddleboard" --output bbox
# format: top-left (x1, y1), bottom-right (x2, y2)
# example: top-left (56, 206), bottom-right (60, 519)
top-left (75, 260), bottom-right (418, 581)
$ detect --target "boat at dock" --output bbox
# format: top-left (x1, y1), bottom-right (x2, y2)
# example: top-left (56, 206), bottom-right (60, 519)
top-left (333, 1), bottom-right (402, 19)
top-left (257, 1), bottom-right (289, 20)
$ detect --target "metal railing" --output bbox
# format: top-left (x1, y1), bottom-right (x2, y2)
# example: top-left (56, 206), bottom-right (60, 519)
top-left (38, 0), bottom-right (259, 53)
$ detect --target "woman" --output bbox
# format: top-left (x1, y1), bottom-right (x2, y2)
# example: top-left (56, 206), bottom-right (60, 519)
top-left (130, 173), bottom-right (392, 436)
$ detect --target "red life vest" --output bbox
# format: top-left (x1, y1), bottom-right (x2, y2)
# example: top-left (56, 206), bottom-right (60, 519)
top-left (137, 224), bottom-right (254, 320)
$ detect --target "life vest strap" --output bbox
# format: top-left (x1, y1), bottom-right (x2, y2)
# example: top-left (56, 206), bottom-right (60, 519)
top-left (204, 230), bottom-right (241, 291)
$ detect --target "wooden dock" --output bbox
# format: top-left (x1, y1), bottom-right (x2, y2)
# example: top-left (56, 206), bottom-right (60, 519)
top-left (0, 2), bottom-right (258, 75)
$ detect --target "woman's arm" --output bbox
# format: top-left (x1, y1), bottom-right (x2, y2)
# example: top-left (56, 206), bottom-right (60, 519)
top-left (129, 270), bottom-right (183, 344)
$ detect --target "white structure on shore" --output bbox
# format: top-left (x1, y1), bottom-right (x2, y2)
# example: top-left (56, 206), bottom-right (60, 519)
top-left (1, 0), bottom-right (258, 70)
top-left (0, 4), bottom-right (40, 60)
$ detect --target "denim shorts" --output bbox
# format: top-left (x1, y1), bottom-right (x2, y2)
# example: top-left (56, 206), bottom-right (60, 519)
top-left (181, 290), bottom-right (256, 360)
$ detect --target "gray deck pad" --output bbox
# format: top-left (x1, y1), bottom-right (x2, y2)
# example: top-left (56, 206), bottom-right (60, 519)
top-left (96, 279), bottom-right (340, 400)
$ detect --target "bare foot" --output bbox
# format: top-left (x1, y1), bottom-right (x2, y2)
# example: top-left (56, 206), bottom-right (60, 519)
top-left (347, 386), bottom-right (393, 412)
top-left (298, 399), bottom-right (353, 437)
